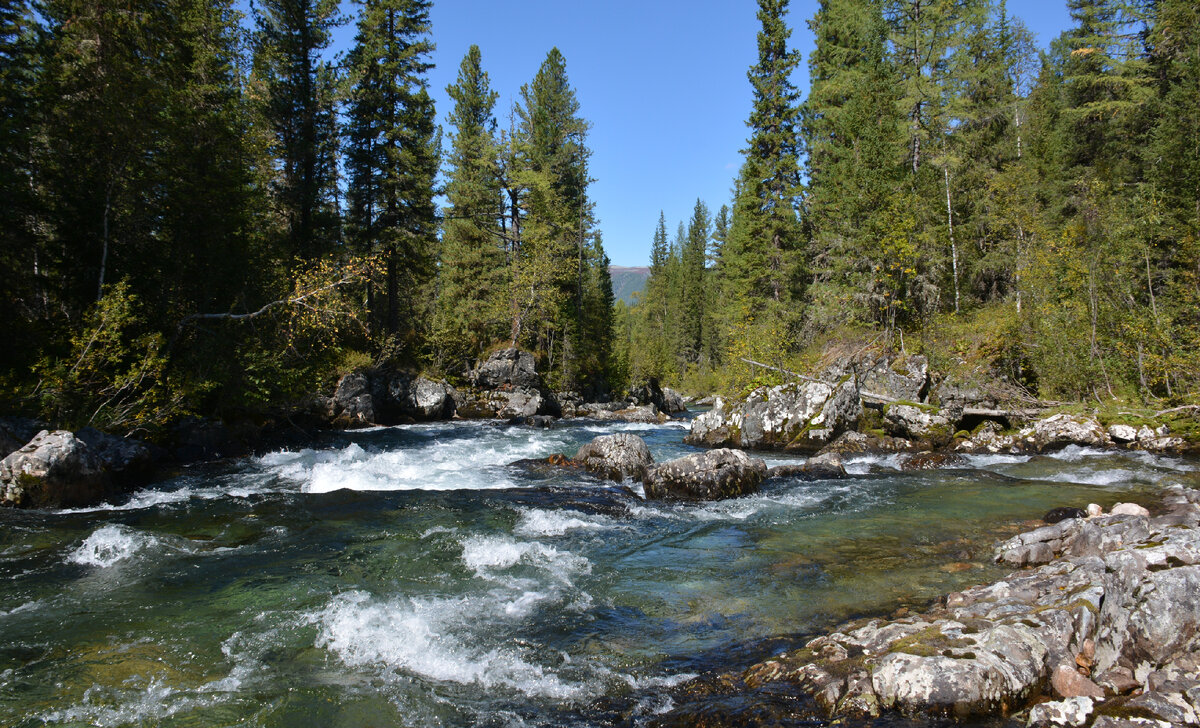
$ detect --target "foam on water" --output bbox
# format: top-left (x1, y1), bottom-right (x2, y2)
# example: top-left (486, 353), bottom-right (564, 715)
top-left (258, 426), bottom-right (580, 493)
top-left (514, 508), bottom-right (613, 537)
top-left (67, 524), bottom-right (162, 568)
top-left (314, 590), bottom-right (592, 700)
top-left (460, 534), bottom-right (591, 583)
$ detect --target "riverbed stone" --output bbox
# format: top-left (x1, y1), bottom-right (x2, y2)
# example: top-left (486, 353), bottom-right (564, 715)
top-left (883, 403), bottom-right (953, 442)
top-left (1027, 697), bottom-right (1095, 727)
top-left (0, 429), bottom-right (152, 509)
top-left (388, 373), bottom-right (456, 421)
top-left (685, 380), bottom-right (861, 451)
top-left (330, 371), bottom-right (380, 427)
top-left (643, 449), bottom-right (767, 500)
top-left (574, 433), bottom-right (653, 482)
top-left (698, 487), bottom-right (1200, 724)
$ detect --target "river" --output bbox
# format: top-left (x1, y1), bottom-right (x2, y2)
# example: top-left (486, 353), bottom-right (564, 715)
top-left (1, 417), bottom-right (1195, 726)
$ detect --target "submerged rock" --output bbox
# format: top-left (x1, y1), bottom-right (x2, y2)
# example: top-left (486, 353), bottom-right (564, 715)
top-left (575, 433), bottom-right (653, 482)
top-left (767, 451), bottom-right (847, 480)
top-left (643, 449), bottom-right (767, 500)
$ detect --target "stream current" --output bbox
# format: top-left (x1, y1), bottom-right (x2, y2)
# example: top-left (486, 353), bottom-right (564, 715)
top-left (1, 416), bottom-right (1197, 726)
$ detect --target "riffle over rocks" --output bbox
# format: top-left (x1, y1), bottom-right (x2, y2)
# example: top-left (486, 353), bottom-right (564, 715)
top-left (677, 485), bottom-right (1200, 725)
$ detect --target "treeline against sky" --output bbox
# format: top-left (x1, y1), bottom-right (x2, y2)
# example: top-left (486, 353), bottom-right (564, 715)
top-left (623, 0), bottom-right (1200, 402)
top-left (0, 0), bottom-right (613, 430)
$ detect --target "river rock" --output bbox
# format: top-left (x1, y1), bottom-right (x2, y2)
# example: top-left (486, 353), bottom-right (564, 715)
top-left (899, 452), bottom-right (966, 471)
top-left (1050, 663), bottom-right (1105, 699)
top-left (883, 403), bottom-right (954, 442)
top-left (1044, 507), bottom-right (1088, 524)
top-left (1108, 424), bottom-right (1138, 443)
top-left (1110, 502), bottom-right (1150, 517)
top-left (1023, 414), bottom-right (1110, 452)
top-left (470, 348), bottom-right (540, 390)
top-left (329, 371), bottom-right (380, 427)
top-left (574, 433), bottom-right (653, 482)
top-left (686, 380), bottom-right (861, 451)
top-left (0, 429), bottom-right (151, 508)
top-left (818, 430), bottom-right (913, 456)
top-left (710, 486), bottom-right (1200, 723)
top-left (860, 355), bottom-right (929, 403)
top-left (767, 451), bottom-right (847, 480)
top-left (1027, 697), bottom-right (1095, 727)
top-left (629, 379), bottom-right (686, 415)
top-left (388, 373), bottom-right (456, 421)
top-left (643, 449), bottom-right (767, 500)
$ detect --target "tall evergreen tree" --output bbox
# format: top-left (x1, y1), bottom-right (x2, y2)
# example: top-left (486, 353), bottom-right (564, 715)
top-left (253, 0), bottom-right (342, 263)
top-left (511, 47), bottom-right (604, 387)
top-left (434, 45), bottom-right (504, 370)
top-left (345, 0), bottom-right (439, 349)
top-left (723, 0), bottom-right (805, 322)
top-left (803, 0), bottom-right (905, 327)
top-left (681, 199), bottom-right (709, 364)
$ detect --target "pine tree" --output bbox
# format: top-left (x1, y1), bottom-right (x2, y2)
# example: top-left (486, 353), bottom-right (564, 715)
top-left (434, 44), bottom-right (505, 371)
top-left (345, 0), bottom-right (439, 350)
top-left (723, 0), bottom-right (804, 326)
top-left (253, 0), bottom-right (343, 263)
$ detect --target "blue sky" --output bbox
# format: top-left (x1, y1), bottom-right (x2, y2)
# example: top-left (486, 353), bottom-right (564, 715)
top-left (326, 0), bottom-right (1074, 266)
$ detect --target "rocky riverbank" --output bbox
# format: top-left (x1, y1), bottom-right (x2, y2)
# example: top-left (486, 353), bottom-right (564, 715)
top-left (654, 485), bottom-right (1200, 727)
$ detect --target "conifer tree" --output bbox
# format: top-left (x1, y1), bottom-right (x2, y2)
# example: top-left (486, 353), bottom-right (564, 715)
top-left (345, 0), bottom-right (439, 349)
top-left (253, 0), bottom-right (343, 263)
top-left (723, 0), bottom-right (804, 326)
top-left (803, 0), bottom-right (904, 327)
top-left (434, 45), bottom-right (505, 370)
top-left (512, 47), bottom-right (603, 387)
top-left (681, 199), bottom-right (709, 364)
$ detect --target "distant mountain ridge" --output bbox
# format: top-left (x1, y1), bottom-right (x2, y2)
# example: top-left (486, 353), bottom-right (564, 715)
top-left (609, 266), bottom-right (650, 305)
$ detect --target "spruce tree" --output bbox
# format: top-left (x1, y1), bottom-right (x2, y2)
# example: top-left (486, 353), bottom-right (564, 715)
top-left (434, 44), bottom-right (505, 371)
top-left (253, 0), bottom-right (343, 263)
top-left (723, 0), bottom-right (804, 325)
top-left (681, 199), bottom-right (709, 364)
top-left (803, 0), bottom-right (905, 327)
top-left (512, 47), bottom-right (600, 387)
top-left (345, 0), bottom-right (439, 349)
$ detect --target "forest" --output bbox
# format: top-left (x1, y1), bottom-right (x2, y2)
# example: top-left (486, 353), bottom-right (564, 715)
top-left (1, 0), bottom-right (1198, 438)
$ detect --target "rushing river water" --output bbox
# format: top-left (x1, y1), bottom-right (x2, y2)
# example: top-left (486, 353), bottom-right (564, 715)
top-left (1, 417), bottom-right (1197, 727)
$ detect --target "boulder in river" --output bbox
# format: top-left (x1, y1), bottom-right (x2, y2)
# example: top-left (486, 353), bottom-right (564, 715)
top-left (388, 373), bottom-right (456, 421)
top-left (767, 451), bottom-right (847, 480)
top-left (1, 428), bottom-right (153, 508)
top-left (574, 433), bottom-right (653, 482)
top-left (723, 485), bottom-right (1200, 722)
top-left (643, 449), bottom-right (767, 500)
top-left (686, 380), bottom-right (861, 451)
top-left (329, 371), bottom-right (381, 428)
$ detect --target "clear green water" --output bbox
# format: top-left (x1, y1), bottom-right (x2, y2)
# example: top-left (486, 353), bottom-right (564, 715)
top-left (0, 419), bottom-right (1194, 727)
